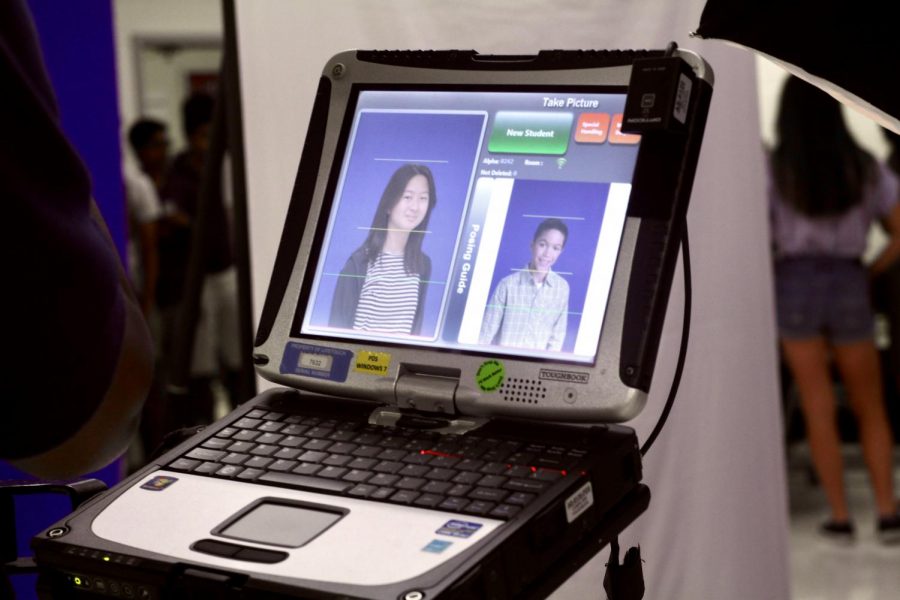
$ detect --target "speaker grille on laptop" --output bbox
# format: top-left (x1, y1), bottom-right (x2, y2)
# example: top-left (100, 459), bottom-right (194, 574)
top-left (500, 378), bottom-right (547, 404)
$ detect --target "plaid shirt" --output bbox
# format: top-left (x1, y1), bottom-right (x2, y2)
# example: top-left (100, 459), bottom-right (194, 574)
top-left (479, 267), bottom-right (569, 351)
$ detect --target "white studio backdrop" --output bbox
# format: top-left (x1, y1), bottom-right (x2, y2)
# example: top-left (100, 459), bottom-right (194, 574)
top-left (235, 1), bottom-right (790, 598)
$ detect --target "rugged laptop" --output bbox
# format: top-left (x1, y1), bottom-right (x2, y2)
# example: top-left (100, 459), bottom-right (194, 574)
top-left (33, 47), bottom-right (712, 599)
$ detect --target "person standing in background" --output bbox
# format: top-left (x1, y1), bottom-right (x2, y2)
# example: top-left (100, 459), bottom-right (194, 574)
top-left (770, 77), bottom-right (900, 543)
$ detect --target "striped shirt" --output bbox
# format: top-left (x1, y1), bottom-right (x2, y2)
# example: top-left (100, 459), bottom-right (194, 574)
top-left (353, 252), bottom-right (421, 334)
top-left (479, 267), bottom-right (569, 351)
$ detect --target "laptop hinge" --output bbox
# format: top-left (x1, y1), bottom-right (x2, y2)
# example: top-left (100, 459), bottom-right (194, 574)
top-left (368, 369), bottom-right (487, 435)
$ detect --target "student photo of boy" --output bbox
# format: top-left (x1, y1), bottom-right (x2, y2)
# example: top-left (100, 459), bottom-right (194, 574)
top-left (479, 218), bottom-right (570, 350)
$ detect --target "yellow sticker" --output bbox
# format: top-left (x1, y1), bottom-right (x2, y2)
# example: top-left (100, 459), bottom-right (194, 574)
top-left (354, 351), bottom-right (391, 376)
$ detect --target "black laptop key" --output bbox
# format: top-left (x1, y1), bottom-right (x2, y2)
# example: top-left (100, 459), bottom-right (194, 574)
top-left (479, 462), bottom-right (507, 475)
top-left (390, 490), bottom-right (420, 504)
top-left (348, 484), bottom-right (376, 498)
top-left (262, 411), bottom-right (285, 421)
top-left (438, 497), bottom-right (468, 512)
top-left (506, 465), bottom-right (532, 479)
top-left (215, 465), bottom-right (243, 478)
top-left (421, 481), bottom-right (452, 495)
top-left (401, 451), bottom-right (431, 465)
top-left (464, 500), bottom-right (495, 516)
top-left (194, 462), bottom-right (221, 474)
top-left (318, 466), bottom-right (348, 479)
top-left (370, 487), bottom-right (395, 500)
top-left (327, 430), bottom-right (356, 442)
top-left (298, 450), bottom-right (327, 463)
top-left (447, 484), bottom-right (471, 497)
top-left (186, 448), bottom-right (226, 462)
top-left (217, 427), bottom-right (238, 438)
top-left (348, 457), bottom-right (377, 470)
top-left (369, 473), bottom-right (399, 487)
top-left (489, 504), bottom-right (521, 519)
top-left (457, 459), bottom-right (484, 471)
top-left (245, 409), bottom-right (268, 419)
top-left (343, 469), bottom-right (373, 483)
top-left (377, 448), bottom-right (406, 461)
top-left (425, 468), bottom-right (455, 481)
top-left (258, 472), bottom-right (352, 494)
top-left (469, 487), bottom-right (508, 503)
top-left (221, 453), bottom-right (249, 465)
top-left (413, 494), bottom-right (443, 508)
top-left (269, 460), bottom-right (297, 472)
top-left (170, 458), bottom-right (200, 471)
top-left (352, 445), bottom-right (381, 458)
top-left (506, 492), bottom-right (536, 506)
top-left (250, 444), bottom-right (278, 457)
top-left (477, 475), bottom-right (507, 488)
top-left (232, 430), bottom-right (260, 442)
top-left (236, 468), bottom-right (264, 481)
top-left (243, 456), bottom-right (273, 469)
top-left (227, 441), bottom-right (255, 454)
top-left (278, 435), bottom-right (307, 448)
top-left (201, 437), bottom-right (231, 451)
top-left (281, 424), bottom-right (308, 436)
top-left (306, 426), bottom-right (333, 439)
top-left (379, 436), bottom-right (408, 449)
top-left (324, 454), bottom-right (352, 467)
top-left (427, 455), bottom-right (460, 469)
top-left (273, 448), bottom-right (301, 460)
top-left (373, 461), bottom-right (403, 474)
top-left (283, 415), bottom-right (304, 424)
top-left (303, 439), bottom-right (332, 452)
top-left (258, 421), bottom-right (284, 433)
top-left (532, 468), bottom-right (564, 482)
top-left (292, 463), bottom-right (322, 476)
top-left (396, 477), bottom-right (426, 491)
top-left (398, 464), bottom-right (429, 478)
top-left (354, 432), bottom-right (383, 446)
top-left (452, 471), bottom-right (481, 485)
top-left (233, 417), bottom-right (262, 429)
top-left (256, 433), bottom-right (283, 445)
top-left (328, 442), bottom-right (357, 455)
top-left (503, 479), bottom-right (548, 494)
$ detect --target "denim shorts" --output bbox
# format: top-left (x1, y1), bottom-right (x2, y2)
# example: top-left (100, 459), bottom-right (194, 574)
top-left (775, 257), bottom-right (874, 343)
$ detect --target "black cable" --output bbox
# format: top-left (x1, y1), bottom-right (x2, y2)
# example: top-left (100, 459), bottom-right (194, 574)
top-left (639, 223), bottom-right (691, 456)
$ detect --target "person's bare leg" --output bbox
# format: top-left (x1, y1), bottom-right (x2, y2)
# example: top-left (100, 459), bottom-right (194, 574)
top-left (782, 337), bottom-right (850, 521)
top-left (832, 339), bottom-right (897, 517)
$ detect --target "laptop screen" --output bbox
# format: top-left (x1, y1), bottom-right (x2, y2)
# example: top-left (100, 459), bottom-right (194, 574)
top-left (295, 88), bottom-right (640, 365)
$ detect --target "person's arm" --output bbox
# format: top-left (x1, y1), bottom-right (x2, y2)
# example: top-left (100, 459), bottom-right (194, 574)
top-left (479, 278), bottom-right (507, 345)
top-left (11, 201), bottom-right (154, 478)
top-left (869, 167), bottom-right (900, 277)
top-left (871, 202), bottom-right (900, 277)
top-left (329, 252), bottom-right (363, 329)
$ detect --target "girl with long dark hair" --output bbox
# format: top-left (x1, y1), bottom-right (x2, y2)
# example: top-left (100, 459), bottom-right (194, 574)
top-left (329, 164), bottom-right (437, 335)
top-left (771, 77), bottom-right (900, 543)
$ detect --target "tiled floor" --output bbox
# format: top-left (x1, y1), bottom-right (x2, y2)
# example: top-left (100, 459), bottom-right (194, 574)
top-left (788, 446), bottom-right (900, 600)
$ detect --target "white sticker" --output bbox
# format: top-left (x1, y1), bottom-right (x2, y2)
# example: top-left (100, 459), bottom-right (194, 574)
top-left (565, 481), bottom-right (594, 523)
top-left (673, 73), bottom-right (692, 124)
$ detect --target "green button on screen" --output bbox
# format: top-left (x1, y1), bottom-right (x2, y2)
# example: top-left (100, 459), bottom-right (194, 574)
top-left (488, 112), bottom-right (573, 155)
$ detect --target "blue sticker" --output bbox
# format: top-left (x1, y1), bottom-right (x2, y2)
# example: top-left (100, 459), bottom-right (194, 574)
top-left (423, 539), bottom-right (453, 554)
top-left (140, 476), bottom-right (178, 491)
top-left (436, 520), bottom-right (482, 539)
top-left (280, 342), bottom-right (352, 382)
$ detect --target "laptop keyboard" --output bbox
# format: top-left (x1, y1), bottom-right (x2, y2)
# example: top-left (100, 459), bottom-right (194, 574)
top-left (166, 408), bottom-right (587, 520)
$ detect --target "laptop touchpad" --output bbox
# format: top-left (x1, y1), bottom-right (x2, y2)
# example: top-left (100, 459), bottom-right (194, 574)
top-left (215, 499), bottom-right (346, 548)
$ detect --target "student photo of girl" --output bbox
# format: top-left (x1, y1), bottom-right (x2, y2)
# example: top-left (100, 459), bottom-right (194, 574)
top-left (329, 164), bottom-right (437, 335)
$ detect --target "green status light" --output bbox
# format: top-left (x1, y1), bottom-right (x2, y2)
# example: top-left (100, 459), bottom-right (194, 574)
top-left (103, 556), bottom-right (111, 562)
